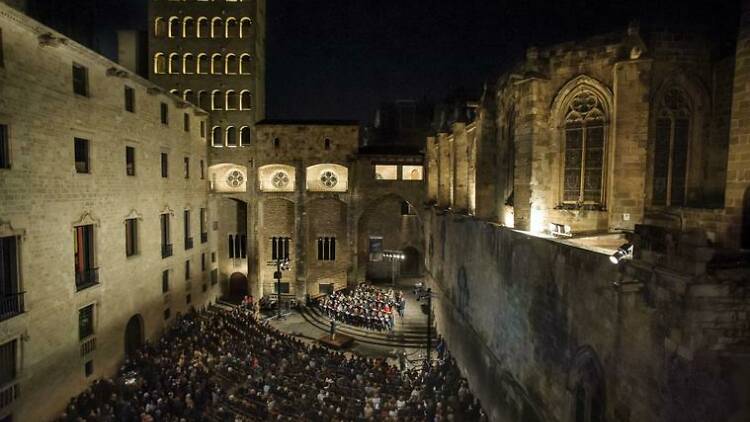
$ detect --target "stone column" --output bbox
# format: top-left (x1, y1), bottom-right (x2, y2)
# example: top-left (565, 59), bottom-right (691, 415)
top-left (426, 136), bottom-right (439, 203)
top-left (723, 0), bottom-right (750, 248)
top-left (452, 122), bottom-right (469, 212)
top-left (437, 132), bottom-right (453, 208)
top-left (474, 100), bottom-right (498, 221)
top-left (608, 58), bottom-right (652, 231)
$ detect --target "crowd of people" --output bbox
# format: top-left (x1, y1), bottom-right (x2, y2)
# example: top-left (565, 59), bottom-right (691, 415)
top-left (317, 284), bottom-right (405, 332)
top-left (58, 304), bottom-right (486, 421)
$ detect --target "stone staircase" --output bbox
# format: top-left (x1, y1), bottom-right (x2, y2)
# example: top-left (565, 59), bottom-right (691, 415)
top-left (298, 305), bottom-right (436, 349)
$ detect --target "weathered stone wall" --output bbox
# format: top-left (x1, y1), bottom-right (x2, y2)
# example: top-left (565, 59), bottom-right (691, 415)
top-left (0, 5), bottom-right (217, 420)
top-left (425, 211), bottom-right (750, 422)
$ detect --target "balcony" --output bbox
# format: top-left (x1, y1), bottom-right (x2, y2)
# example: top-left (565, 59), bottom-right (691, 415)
top-left (0, 292), bottom-right (25, 322)
top-left (201, 232), bottom-right (208, 244)
top-left (0, 381), bottom-right (19, 410)
top-left (162, 243), bottom-right (173, 259)
top-left (75, 268), bottom-right (99, 291)
top-left (185, 237), bottom-right (194, 250)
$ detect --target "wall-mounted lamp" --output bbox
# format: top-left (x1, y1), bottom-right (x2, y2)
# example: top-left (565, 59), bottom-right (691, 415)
top-left (609, 243), bottom-right (634, 264)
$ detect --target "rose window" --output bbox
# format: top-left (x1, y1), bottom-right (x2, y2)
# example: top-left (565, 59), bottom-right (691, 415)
top-left (320, 171), bottom-right (338, 188)
top-left (272, 171), bottom-right (290, 188)
top-left (226, 170), bottom-right (245, 188)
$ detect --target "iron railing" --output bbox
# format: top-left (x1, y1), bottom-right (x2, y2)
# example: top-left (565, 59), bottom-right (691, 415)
top-left (0, 292), bottom-right (24, 322)
top-left (161, 243), bottom-right (173, 258)
top-left (185, 237), bottom-right (194, 250)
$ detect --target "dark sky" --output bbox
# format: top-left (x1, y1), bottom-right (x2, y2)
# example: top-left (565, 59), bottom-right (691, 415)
top-left (36, 0), bottom-right (741, 124)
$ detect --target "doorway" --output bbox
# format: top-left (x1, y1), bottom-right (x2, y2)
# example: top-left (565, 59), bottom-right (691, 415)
top-left (124, 314), bottom-right (144, 356)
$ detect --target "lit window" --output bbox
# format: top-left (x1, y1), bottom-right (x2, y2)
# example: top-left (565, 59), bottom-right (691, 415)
top-left (374, 165), bottom-right (397, 180)
top-left (317, 237), bottom-right (336, 261)
top-left (653, 87), bottom-right (690, 207)
top-left (401, 165), bottom-right (423, 180)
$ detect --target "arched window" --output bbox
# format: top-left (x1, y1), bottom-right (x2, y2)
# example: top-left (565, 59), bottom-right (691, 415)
top-left (183, 90), bottom-right (195, 104)
top-left (225, 17), bottom-right (238, 38)
top-left (197, 53), bottom-right (209, 74)
top-left (240, 17), bottom-right (252, 38)
top-left (240, 91), bottom-right (251, 110)
top-left (153, 53), bottom-right (167, 74)
top-left (225, 54), bottom-right (237, 74)
top-left (211, 126), bottom-right (223, 147)
top-left (196, 17), bottom-right (209, 38)
top-left (561, 89), bottom-right (607, 206)
top-left (154, 17), bottom-right (166, 37)
top-left (168, 17), bottom-right (180, 38)
top-left (168, 53), bottom-right (180, 74)
top-left (324, 138), bottom-right (331, 150)
top-left (652, 87), bottom-right (691, 207)
top-left (226, 90), bottom-right (238, 110)
top-left (211, 54), bottom-right (223, 74)
top-left (569, 347), bottom-right (606, 422)
top-left (240, 126), bottom-right (251, 146)
top-left (226, 126), bottom-right (238, 147)
top-left (198, 91), bottom-right (210, 110)
top-left (211, 17), bottom-right (224, 38)
top-left (169, 89), bottom-right (179, 96)
top-left (182, 17), bottom-right (195, 38)
top-left (239, 54), bottom-right (252, 74)
top-left (211, 90), bottom-right (224, 110)
top-left (182, 53), bottom-right (194, 74)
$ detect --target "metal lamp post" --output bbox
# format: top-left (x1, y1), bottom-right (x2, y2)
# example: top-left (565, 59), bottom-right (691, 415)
top-left (274, 257), bottom-right (291, 319)
top-left (383, 250), bottom-right (405, 287)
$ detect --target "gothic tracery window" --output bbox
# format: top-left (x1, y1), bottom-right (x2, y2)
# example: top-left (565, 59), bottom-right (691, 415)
top-left (652, 87), bottom-right (690, 207)
top-left (562, 89), bottom-right (607, 206)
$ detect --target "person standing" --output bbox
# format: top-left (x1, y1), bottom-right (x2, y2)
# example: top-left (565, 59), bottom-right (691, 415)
top-left (330, 318), bottom-right (336, 340)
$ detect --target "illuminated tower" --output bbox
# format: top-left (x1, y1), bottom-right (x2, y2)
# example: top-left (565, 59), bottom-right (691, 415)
top-left (148, 0), bottom-right (266, 150)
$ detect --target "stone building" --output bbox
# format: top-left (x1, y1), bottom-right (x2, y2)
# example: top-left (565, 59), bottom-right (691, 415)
top-left (425, 14), bottom-right (750, 422)
top-left (148, 0), bottom-right (266, 148)
top-left (0, 4), bottom-right (219, 420)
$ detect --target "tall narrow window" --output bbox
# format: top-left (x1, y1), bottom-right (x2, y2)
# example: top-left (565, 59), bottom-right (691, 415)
top-left (184, 157), bottom-right (190, 179)
top-left (0, 236), bottom-right (22, 317)
top-left (653, 87), bottom-right (691, 207)
top-left (317, 237), bottom-right (336, 261)
top-left (0, 340), bottom-right (17, 387)
top-left (562, 90), bottom-right (606, 206)
top-left (240, 235), bottom-right (247, 258)
top-left (161, 153), bottom-right (168, 178)
top-left (72, 63), bottom-right (89, 97)
top-left (212, 126), bottom-right (223, 147)
top-left (79, 305), bottom-right (94, 340)
top-left (160, 102), bottom-right (169, 125)
top-left (200, 160), bottom-right (205, 180)
top-left (74, 225), bottom-right (97, 290)
top-left (271, 237), bottom-right (290, 260)
top-left (200, 208), bottom-right (207, 243)
top-left (226, 127), bottom-right (237, 146)
top-left (240, 127), bottom-right (251, 146)
top-left (228, 234), bottom-right (234, 258)
top-left (184, 209), bottom-right (192, 250)
top-left (160, 214), bottom-right (172, 258)
top-left (185, 260), bottom-right (190, 280)
top-left (125, 146), bottom-right (135, 176)
top-left (0, 124), bottom-right (9, 169)
top-left (162, 270), bottom-right (169, 293)
top-left (184, 113), bottom-right (190, 132)
top-left (201, 253), bottom-right (206, 271)
top-left (125, 218), bottom-right (138, 257)
top-left (200, 121), bottom-right (206, 138)
top-left (124, 86), bottom-right (135, 112)
top-left (74, 138), bottom-right (90, 174)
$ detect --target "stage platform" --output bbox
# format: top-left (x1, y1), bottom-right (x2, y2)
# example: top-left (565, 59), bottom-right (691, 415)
top-left (318, 333), bottom-right (355, 349)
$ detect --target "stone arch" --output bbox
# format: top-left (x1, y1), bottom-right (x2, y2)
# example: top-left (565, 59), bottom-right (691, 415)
top-left (240, 90), bottom-right (252, 110)
top-left (153, 53), bottom-right (166, 74)
top-left (229, 272), bottom-right (248, 298)
top-left (182, 16), bottom-right (194, 38)
top-left (239, 17), bottom-right (252, 38)
top-left (182, 53), bottom-right (194, 74)
top-left (356, 193), bottom-right (425, 282)
top-left (305, 163), bottom-right (349, 192)
top-left (225, 53), bottom-right (237, 74)
top-left (211, 17), bottom-right (224, 38)
top-left (168, 53), bottom-right (180, 74)
top-left (649, 72), bottom-right (717, 208)
top-left (258, 164), bottom-right (296, 192)
top-left (196, 17), bottom-right (209, 38)
top-left (567, 346), bottom-right (606, 422)
top-left (211, 54), bottom-right (223, 75)
top-left (124, 314), bottom-right (144, 356)
top-left (239, 54), bottom-right (252, 74)
top-left (196, 53), bottom-right (209, 74)
top-left (550, 75), bottom-right (613, 208)
top-left (153, 17), bottom-right (166, 37)
top-left (211, 125), bottom-right (223, 147)
top-left (167, 16), bottom-right (180, 38)
top-left (211, 90), bottom-right (223, 110)
top-left (225, 17), bottom-right (238, 38)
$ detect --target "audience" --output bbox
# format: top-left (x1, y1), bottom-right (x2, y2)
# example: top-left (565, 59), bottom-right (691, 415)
top-left (318, 284), bottom-right (403, 332)
top-left (58, 304), bottom-right (486, 421)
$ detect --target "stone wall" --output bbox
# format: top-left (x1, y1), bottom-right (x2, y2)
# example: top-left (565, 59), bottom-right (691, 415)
top-left (425, 210), bottom-right (750, 422)
top-left (0, 5), bottom-right (218, 420)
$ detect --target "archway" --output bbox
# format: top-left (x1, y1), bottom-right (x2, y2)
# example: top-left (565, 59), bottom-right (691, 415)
top-left (229, 272), bottom-right (248, 298)
top-left (568, 346), bottom-right (606, 422)
top-left (402, 246), bottom-right (422, 277)
top-left (124, 314), bottom-right (144, 356)
top-left (742, 186), bottom-right (750, 249)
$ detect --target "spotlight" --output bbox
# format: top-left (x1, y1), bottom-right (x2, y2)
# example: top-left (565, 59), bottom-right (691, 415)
top-left (609, 243), bottom-right (633, 264)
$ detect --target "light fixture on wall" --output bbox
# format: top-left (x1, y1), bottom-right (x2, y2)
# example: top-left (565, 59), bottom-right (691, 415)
top-left (548, 223), bottom-right (572, 237)
top-left (609, 243), bottom-right (634, 264)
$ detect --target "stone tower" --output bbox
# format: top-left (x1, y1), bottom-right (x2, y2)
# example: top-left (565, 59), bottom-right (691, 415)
top-left (148, 0), bottom-right (266, 148)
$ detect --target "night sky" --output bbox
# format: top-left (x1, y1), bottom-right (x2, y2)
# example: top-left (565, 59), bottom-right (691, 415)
top-left (49, 0), bottom-right (741, 124)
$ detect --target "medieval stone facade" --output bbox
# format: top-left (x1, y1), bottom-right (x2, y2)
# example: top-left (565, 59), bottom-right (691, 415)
top-left (0, 4), bottom-right (219, 420)
top-left (425, 14), bottom-right (750, 422)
